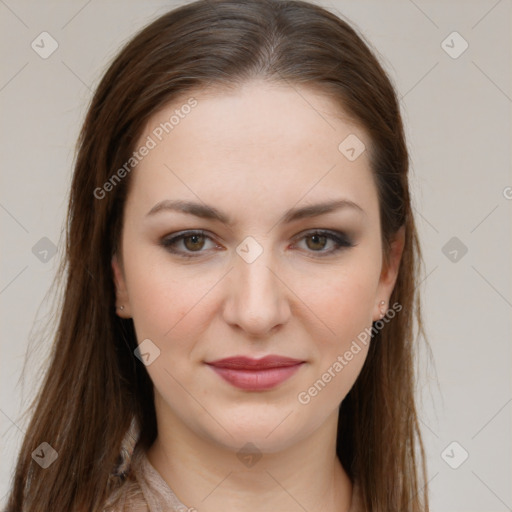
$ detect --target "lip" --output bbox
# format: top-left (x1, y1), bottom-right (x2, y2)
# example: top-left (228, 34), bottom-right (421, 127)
top-left (205, 356), bottom-right (305, 391)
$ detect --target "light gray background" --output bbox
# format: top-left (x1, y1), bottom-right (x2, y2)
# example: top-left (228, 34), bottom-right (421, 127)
top-left (1, 1), bottom-right (511, 510)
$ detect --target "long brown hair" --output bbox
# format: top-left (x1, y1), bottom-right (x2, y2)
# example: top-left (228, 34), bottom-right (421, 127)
top-left (5, 1), bottom-right (433, 510)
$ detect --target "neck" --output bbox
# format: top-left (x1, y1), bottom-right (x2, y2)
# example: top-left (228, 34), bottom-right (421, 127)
top-left (146, 408), bottom-right (353, 512)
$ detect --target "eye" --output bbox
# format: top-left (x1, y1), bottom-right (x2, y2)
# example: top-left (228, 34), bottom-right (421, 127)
top-left (292, 230), bottom-right (354, 256)
top-left (160, 229), bottom-right (354, 259)
top-left (160, 230), bottom-right (220, 258)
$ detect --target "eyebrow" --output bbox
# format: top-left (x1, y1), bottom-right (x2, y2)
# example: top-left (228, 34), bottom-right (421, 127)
top-left (145, 198), bottom-right (365, 224)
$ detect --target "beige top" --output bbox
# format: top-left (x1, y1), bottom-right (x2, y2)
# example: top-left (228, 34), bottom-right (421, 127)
top-left (104, 418), bottom-right (364, 511)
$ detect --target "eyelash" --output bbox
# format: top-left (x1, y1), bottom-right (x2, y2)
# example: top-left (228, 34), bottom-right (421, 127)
top-left (160, 229), bottom-right (354, 259)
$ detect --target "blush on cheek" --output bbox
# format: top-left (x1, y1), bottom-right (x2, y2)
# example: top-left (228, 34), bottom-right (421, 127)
top-left (318, 282), bottom-right (374, 324)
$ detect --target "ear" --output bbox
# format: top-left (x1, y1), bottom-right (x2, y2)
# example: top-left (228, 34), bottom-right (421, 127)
top-left (112, 253), bottom-right (132, 318)
top-left (373, 225), bottom-right (405, 322)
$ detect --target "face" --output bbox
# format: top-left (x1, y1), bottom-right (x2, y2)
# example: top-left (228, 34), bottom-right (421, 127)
top-left (112, 79), bottom-right (404, 453)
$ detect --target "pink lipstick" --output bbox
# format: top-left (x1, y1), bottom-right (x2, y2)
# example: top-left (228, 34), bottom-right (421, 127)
top-left (205, 355), bottom-right (304, 391)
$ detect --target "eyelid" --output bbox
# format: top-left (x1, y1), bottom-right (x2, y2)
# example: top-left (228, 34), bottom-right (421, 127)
top-left (290, 229), bottom-right (354, 254)
top-left (160, 228), bottom-right (354, 258)
top-left (160, 229), bottom-right (220, 254)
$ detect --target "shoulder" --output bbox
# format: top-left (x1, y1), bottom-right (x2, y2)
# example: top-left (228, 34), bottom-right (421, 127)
top-left (102, 472), bottom-right (150, 512)
top-left (101, 440), bottom-right (152, 512)
top-left (102, 442), bottom-right (190, 512)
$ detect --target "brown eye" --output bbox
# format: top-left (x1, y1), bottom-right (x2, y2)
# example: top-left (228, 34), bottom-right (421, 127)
top-left (161, 229), bottom-right (353, 260)
top-left (160, 230), bottom-right (218, 258)
top-left (294, 230), bottom-right (354, 256)
top-left (305, 233), bottom-right (329, 251)
top-left (183, 233), bottom-right (206, 251)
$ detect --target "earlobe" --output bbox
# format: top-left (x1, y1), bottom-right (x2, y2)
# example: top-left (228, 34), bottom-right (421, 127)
top-left (112, 254), bottom-right (131, 317)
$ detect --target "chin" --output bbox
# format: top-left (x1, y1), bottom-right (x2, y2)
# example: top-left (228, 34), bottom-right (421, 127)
top-left (197, 405), bottom-right (316, 454)
top-left (209, 425), bottom-right (300, 455)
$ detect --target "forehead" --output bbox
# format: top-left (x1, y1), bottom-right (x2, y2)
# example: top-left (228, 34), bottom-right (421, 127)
top-left (127, 80), bottom-right (378, 219)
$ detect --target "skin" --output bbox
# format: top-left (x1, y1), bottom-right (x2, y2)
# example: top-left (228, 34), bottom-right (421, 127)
top-left (112, 79), bottom-right (404, 512)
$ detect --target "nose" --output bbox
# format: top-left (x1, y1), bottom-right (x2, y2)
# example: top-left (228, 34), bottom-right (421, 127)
top-left (222, 245), bottom-right (291, 338)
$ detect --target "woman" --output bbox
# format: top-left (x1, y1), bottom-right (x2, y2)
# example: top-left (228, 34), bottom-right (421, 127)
top-left (4, 0), bottom-right (432, 510)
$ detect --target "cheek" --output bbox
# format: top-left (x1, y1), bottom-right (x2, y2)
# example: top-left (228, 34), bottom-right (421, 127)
top-left (328, 278), bottom-right (375, 335)
top-left (124, 248), bottom-right (222, 355)
top-left (296, 273), bottom-right (375, 410)
top-left (302, 258), bottom-right (380, 339)
top-left (295, 255), bottom-right (380, 404)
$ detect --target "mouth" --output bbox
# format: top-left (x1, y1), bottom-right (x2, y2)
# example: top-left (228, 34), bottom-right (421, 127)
top-left (205, 355), bottom-right (305, 391)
